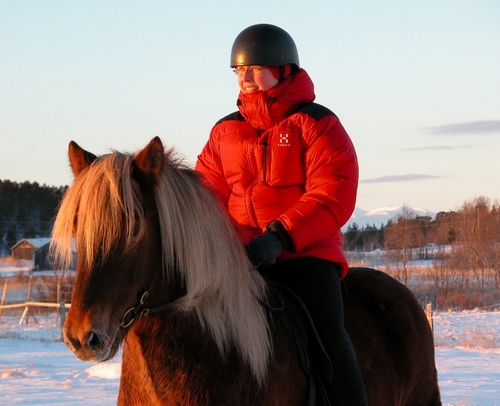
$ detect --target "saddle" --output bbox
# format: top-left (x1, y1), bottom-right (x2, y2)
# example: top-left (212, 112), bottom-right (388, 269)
top-left (271, 282), bottom-right (333, 406)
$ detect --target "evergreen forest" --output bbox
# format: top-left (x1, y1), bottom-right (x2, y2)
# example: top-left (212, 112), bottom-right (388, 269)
top-left (0, 180), bottom-right (67, 255)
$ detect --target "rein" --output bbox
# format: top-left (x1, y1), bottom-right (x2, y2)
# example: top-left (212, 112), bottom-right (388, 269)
top-left (120, 292), bottom-right (179, 328)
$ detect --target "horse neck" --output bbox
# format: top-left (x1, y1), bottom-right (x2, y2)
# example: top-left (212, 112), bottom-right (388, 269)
top-left (120, 311), bottom-right (256, 405)
top-left (118, 283), bottom-right (308, 406)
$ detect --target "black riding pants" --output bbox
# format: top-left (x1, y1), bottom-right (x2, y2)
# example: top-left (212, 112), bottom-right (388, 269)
top-left (265, 257), bottom-right (368, 406)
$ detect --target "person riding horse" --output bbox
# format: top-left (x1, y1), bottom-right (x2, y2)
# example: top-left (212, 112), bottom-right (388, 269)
top-left (195, 23), bottom-right (367, 405)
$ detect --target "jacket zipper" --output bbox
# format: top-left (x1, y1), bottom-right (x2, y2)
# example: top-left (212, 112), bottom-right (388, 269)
top-left (260, 133), bottom-right (269, 184)
top-left (259, 96), bottom-right (276, 184)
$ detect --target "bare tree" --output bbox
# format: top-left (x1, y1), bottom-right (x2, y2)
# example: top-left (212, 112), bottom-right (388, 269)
top-left (385, 205), bottom-right (421, 285)
top-left (451, 197), bottom-right (499, 289)
top-left (429, 251), bottom-right (461, 292)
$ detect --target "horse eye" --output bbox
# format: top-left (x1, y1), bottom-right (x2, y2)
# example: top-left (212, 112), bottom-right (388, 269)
top-left (131, 220), bottom-right (141, 240)
top-left (133, 226), bottom-right (140, 237)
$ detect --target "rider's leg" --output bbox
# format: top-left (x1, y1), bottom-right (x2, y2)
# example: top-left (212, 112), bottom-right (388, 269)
top-left (266, 257), bottom-right (368, 406)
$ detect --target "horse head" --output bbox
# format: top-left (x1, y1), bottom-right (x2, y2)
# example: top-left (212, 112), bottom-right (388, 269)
top-left (53, 137), bottom-right (274, 386)
top-left (53, 137), bottom-right (172, 362)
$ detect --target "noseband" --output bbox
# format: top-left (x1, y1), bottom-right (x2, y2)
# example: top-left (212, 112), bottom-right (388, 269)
top-left (120, 291), bottom-right (180, 328)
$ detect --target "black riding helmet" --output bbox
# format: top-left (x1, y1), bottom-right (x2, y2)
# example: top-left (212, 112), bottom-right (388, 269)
top-left (230, 24), bottom-right (300, 69)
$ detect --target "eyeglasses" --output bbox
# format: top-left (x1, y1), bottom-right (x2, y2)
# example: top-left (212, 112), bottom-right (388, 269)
top-left (232, 66), bottom-right (266, 76)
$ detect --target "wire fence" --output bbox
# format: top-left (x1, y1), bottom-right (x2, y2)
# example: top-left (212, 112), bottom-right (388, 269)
top-left (0, 272), bottom-right (73, 341)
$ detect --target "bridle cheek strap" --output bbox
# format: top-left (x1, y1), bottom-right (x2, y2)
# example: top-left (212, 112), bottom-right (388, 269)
top-left (120, 291), bottom-right (179, 328)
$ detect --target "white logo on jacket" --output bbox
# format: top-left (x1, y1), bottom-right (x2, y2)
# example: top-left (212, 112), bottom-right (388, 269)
top-left (278, 133), bottom-right (290, 147)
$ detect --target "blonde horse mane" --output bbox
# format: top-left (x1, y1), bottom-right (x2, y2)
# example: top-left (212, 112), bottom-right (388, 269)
top-left (51, 147), bottom-right (271, 383)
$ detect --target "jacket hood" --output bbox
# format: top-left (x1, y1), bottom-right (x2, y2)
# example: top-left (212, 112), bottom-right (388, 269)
top-left (237, 68), bottom-right (316, 130)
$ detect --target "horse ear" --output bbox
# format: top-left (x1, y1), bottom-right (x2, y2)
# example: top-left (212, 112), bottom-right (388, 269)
top-left (134, 136), bottom-right (165, 185)
top-left (68, 141), bottom-right (97, 177)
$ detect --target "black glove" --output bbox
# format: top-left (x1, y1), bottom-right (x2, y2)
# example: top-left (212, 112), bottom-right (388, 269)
top-left (245, 231), bottom-right (284, 270)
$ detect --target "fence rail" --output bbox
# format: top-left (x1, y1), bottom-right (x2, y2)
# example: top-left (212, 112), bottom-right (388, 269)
top-left (0, 272), bottom-right (74, 338)
top-left (0, 300), bottom-right (69, 329)
top-left (0, 301), bottom-right (71, 310)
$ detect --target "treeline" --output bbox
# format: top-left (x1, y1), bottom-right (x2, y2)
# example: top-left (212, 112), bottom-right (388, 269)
top-left (0, 180), bottom-right (67, 255)
top-left (342, 196), bottom-right (500, 253)
top-left (343, 197), bottom-right (500, 294)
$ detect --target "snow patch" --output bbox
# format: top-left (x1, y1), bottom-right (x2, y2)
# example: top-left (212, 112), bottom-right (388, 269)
top-left (84, 363), bottom-right (121, 380)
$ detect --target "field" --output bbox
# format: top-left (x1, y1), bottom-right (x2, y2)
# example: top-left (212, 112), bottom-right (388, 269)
top-left (0, 309), bottom-right (499, 405)
top-left (1, 265), bottom-right (499, 405)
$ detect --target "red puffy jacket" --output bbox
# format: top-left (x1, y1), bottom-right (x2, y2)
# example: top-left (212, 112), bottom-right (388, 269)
top-left (195, 69), bottom-right (358, 277)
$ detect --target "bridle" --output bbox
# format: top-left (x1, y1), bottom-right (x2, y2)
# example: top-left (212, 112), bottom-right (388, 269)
top-left (120, 291), bottom-right (180, 328)
top-left (119, 272), bottom-right (286, 329)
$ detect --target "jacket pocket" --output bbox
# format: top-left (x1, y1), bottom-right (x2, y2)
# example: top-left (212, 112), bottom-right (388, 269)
top-left (263, 130), bottom-right (305, 187)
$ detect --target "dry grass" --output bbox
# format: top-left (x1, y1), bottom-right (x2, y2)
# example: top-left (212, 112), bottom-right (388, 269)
top-left (434, 330), bottom-right (500, 349)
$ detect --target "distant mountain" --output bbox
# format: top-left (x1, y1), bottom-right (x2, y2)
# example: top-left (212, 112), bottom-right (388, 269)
top-left (342, 206), bottom-right (436, 231)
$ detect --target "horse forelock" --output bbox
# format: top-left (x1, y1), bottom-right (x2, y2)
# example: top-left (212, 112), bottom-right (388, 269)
top-left (51, 152), bottom-right (143, 271)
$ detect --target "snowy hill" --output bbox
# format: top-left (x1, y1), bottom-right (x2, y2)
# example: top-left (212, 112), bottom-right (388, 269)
top-left (342, 206), bottom-right (435, 231)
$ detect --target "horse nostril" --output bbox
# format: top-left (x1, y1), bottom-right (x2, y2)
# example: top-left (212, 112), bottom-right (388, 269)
top-left (86, 331), bottom-right (104, 351)
top-left (64, 333), bottom-right (82, 352)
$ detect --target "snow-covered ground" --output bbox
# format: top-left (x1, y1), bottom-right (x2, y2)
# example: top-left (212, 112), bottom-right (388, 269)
top-left (1, 310), bottom-right (499, 405)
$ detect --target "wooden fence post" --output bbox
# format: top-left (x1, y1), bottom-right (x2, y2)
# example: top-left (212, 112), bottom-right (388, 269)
top-left (25, 274), bottom-right (33, 324)
top-left (56, 275), bottom-right (61, 324)
top-left (0, 279), bottom-right (7, 319)
top-left (19, 306), bottom-right (30, 325)
top-left (426, 303), bottom-right (433, 333)
top-left (59, 301), bottom-right (66, 340)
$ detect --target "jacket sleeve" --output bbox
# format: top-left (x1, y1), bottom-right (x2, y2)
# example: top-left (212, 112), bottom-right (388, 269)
top-left (194, 125), bottom-right (231, 207)
top-left (276, 114), bottom-right (358, 252)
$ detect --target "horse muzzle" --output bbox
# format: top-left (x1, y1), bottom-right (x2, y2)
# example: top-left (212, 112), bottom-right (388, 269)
top-left (63, 321), bottom-right (120, 362)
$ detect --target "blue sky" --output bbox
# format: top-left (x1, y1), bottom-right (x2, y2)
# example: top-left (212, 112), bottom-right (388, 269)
top-left (1, 0), bottom-right (499, 214)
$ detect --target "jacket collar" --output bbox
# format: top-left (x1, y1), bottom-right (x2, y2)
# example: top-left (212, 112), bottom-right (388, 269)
top-left (237, 69), bottom-right (316, 131)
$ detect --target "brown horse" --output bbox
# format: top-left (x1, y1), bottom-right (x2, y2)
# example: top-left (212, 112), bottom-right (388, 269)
top-left (51, 137), bottom-right (441, 405)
